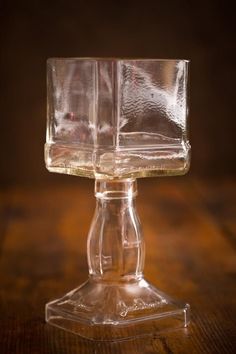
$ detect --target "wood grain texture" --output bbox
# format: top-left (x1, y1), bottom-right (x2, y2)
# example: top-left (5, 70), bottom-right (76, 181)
top-left (0, 179), bottom-right (235, 353)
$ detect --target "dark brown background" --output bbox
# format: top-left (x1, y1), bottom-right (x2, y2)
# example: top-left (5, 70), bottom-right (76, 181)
top-left (1, 2), bottom-right (236, 353)
top-left (0, 0), bottom-right (235, 186)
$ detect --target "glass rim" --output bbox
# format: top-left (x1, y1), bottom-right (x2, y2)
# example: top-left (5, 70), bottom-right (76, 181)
top-left (47, 57), bottom-right (190, 63)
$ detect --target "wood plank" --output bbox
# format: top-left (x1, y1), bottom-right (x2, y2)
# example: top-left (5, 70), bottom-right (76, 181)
top-left (0, 179), bottom-right (235, 353)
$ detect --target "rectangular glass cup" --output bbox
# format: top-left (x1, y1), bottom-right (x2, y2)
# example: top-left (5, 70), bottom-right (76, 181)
top-left (45, 58), bottom-right (190, 178)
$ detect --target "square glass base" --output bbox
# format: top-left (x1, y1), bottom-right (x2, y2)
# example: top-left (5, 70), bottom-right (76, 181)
top-left (46, 278), bottom-right (190, 341)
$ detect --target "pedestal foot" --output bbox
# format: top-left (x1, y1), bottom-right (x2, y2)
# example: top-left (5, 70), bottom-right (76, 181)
top-left (46, 277), bottom-right (190, 340)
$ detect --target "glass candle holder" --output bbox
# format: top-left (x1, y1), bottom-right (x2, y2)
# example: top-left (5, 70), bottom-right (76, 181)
top-left (45, 58), bottom-right (191, 340)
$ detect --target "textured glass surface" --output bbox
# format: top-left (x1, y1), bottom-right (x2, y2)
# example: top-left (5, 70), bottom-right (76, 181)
top-left (45, 58), bottom-right (190, 178)
top-left (45, 58), bottom-right (191, 340)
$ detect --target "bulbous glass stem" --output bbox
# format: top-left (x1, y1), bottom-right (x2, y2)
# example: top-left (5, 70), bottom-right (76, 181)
top-left (45, 178), bottom-right (190, 340)
top-left (87, 179), bottom-right (145, 281)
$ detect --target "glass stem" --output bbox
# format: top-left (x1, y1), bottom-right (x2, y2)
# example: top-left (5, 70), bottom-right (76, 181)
top-left (87, 179), bottom-right (145, 281)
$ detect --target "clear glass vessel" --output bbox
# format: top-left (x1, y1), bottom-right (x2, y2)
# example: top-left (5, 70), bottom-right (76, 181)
top-left (45, 58), bottom-right (191, 340)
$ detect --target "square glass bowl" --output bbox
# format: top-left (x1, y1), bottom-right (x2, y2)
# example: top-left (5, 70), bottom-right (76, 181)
top-left (45, 58), bottom-right (190, 178)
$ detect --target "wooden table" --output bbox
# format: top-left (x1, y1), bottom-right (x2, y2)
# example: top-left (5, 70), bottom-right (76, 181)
top-left (0, 178), bottom-right (235, 353)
